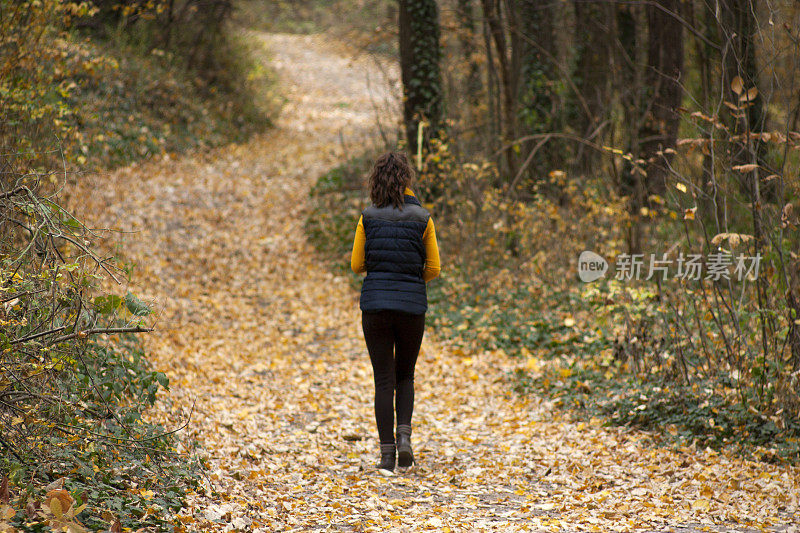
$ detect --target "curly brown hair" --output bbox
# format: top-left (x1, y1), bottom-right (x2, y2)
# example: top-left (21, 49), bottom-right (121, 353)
top-left (367, 151), bottom-right (414, 209)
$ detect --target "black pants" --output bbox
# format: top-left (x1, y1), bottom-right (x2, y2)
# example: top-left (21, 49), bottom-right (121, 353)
top-left (362, 310), bottom-right (425, 445)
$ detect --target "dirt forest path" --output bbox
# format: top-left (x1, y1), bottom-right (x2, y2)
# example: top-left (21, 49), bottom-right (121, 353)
top-left (77, 33), bottom-right (799, 532)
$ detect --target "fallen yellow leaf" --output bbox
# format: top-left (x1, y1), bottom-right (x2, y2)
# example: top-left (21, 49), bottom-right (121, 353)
top-left (692, 498), bottom-right (710, 511)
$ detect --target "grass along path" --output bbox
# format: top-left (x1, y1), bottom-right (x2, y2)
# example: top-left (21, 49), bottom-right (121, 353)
top-left (75, 33), bottom-right (799, 532)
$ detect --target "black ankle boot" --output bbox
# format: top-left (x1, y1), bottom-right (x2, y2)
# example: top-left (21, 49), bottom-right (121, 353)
top-left (396, 424), bottom-right (414, 467)
top-left (377, 443), bottom-right (395, 472)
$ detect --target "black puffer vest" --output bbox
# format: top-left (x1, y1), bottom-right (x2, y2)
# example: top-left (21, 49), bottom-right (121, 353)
top-left (360, 194), bottom-right (430, 315)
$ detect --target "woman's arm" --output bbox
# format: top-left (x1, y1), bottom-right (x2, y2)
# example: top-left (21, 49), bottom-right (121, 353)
top-left (423, 217), bottom-right (440, 282)
top-left (351, 215), bottom-right (366, 274)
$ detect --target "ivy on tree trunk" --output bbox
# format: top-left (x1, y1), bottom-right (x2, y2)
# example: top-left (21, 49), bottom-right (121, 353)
top-left (399, 0), bottom-right (445, 155)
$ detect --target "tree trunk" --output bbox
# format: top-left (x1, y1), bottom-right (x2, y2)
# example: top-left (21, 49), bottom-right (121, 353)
top-left (456, 0), bottom-right (482, 107)
top-left (617, 2), bottom-right (641, 199)
top-left (480, 0), bottom-right (517, 177)
top-left (615, 3), bottom-right (644, 253)
top-left (399, 0), bottom-right (445, 156)
top-left (482, 10), bottom-right (502, 166)
top-left (513, 0), bottom-right (559, 177)
top-left (718, 0), bottom-right (767, 195)
top-left (690, 0), bottom-right (725, 228)
top-left (637, 0), bottom-right (684, 197)
top-left (571, 0), bottom-right (614, 172)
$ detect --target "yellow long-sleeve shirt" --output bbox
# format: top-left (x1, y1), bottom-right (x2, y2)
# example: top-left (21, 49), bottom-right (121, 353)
top-left (351, 188), bottom-right (441, 282)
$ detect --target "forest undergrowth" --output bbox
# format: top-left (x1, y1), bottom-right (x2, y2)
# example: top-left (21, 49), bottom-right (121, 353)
top-left (1, 1), bottom-right (277, 530)
top-left (306, 148), bottom-right (800, 465)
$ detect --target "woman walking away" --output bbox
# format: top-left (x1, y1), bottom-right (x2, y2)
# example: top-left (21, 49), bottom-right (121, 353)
top-left (350, 151), bottom-right (441, 473)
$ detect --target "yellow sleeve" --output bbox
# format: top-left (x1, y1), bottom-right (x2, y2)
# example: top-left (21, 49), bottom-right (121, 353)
top-left (350, 215), bottom-right (366, 274)
top-left (423, 217), bottom-right (441, 282)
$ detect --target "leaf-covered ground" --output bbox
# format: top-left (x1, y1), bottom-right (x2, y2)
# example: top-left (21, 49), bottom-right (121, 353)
top-left (74, 33), bottom-right (800, 532)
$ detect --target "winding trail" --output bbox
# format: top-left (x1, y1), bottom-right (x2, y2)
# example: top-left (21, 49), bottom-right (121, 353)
top-left (78, 33), bottom-right (799, 532)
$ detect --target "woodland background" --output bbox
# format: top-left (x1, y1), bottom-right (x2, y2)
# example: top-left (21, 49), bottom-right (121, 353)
top-left (1, 0), bottom-right (799, 530)
top-left (306, 0), bottom-right (800, 462)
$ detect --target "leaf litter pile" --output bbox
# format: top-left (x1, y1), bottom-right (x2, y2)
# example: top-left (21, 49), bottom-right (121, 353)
top-left (73, 33), bottom-right (800, 532)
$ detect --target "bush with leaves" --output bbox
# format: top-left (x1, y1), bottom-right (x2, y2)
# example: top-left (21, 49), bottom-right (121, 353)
top-left (0, 156), bottom-right (196, 531)
top-left (0, 0), bottom-right (276, 170)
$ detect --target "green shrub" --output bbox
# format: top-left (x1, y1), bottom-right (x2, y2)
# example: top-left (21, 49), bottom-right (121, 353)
top-left (0, 0), bottom-right (278, 170)
top-left (0, 159), bottom-right (197, 531)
